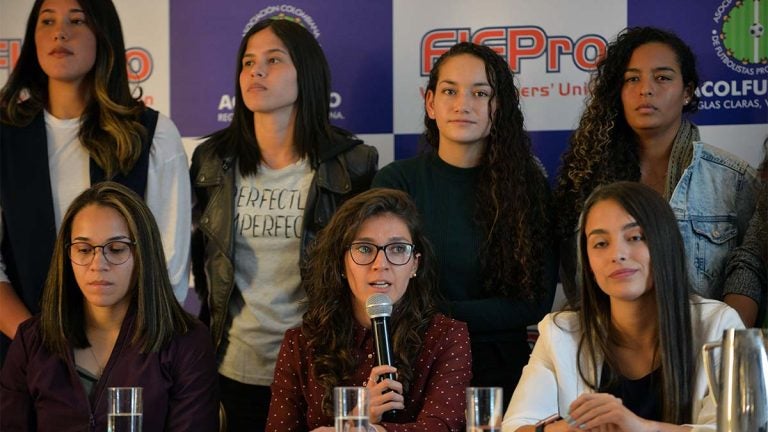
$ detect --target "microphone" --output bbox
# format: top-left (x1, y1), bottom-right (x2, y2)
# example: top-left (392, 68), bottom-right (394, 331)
top-left (365, 293), bottom-right (396, 382)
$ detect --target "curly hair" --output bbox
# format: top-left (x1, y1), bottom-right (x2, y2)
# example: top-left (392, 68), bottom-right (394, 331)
top-left (300, 188), bottom-right (440, 416)
top-left (574, 181), bottom-right (693, 424)
top-left (0, 0), bottom-right (147, 178)
top-left (554, 27), bottom-right (700, 237)
top-left (423, 42), bottom-right (552, 300)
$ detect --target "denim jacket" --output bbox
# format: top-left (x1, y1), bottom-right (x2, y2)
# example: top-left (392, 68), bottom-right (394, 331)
top-left (560, 142), bottom-right (757, 302)
top-left (671, 142), bottom-right (757, 298)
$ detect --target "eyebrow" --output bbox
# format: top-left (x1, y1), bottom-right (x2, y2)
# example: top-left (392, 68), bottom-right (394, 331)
top-left (624, 66), bottom-right (678, 74)
top-left (586, 221), bottom-right (640, 237)
top-left (438, 79), bottom-right (491, 87)
top-left (39, 8), bottom-right (86, 14)
top-left (242, 48), bottom-right (289, 58)
top-left (353, 236), bottom-right (412, 243)
top-left (71, 235), bottom-right (131, 242)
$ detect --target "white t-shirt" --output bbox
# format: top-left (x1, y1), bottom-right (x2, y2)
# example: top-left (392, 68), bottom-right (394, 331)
top-left (0, 110), bottom-right (191, 302)
top-left (218, 159), bottom-right (313, 386)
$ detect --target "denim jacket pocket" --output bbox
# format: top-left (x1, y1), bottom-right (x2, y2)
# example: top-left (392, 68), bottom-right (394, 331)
top-left (687, 219), bottom-right (738, 297)
top-left (691, 219), bottom-right (738, 245)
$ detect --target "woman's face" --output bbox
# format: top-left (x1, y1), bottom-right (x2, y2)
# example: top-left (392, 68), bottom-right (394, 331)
top-left (426, 53), bottom-right (495, 150)
top-left (620, 42), bottom-right (692, 139)
top-left (70, 204), bottom-right (134, 314)
top-left (584, 199), bottom-right (653, 303)
top-left (34, 0), bottom-right (97, 87)
top-left (344, 212), bottom-right (420, 326)
top-left (239, 27), bottom-right (299, 118)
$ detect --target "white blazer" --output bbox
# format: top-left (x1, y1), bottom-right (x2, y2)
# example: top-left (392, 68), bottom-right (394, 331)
top-left (502, 297), bottom-right (744, 432)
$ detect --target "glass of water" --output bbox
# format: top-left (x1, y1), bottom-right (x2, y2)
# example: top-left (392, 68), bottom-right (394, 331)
top-left (334, 386), bottom-right (369, 432)
top-left (107, 387), bottom-right (143, 432)
top-left (466, 387), bottom-right (503, 432)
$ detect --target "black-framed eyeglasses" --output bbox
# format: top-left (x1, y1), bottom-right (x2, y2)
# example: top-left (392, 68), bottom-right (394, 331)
top-left (67, 240), bottom-right (135, 266)
top-left (348, 242), bottom-right (415, 266)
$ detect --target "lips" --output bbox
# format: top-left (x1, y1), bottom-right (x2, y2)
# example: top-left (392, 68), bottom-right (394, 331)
top-left (609, 268), bottom-right (638, 279)
top-left (369, 281), bottom-right (392, 290)
top-left (245, 83), bottom-right (267, 92)
top-left (49, 47), bottom-right (74, 57)
top-left (635, 104), bottom-right (657, 112)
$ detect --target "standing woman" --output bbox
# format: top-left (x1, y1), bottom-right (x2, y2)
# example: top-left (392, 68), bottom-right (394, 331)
top-left (503, 182), bottom-right (744, 431)
top-left (0, 182), bottom-right (217, 431)
top-left (373, 42), bottom-right (557, 403)
top-left (555, 27), bottom-right (757, 306)
top-left (0, 0), bottom-right (191, 363)
top-left (191, 18), bottom-right (378, 430)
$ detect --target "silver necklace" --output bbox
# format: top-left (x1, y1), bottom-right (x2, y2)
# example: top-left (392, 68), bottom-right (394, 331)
top-left (88, 345), bottom-right (104, 376)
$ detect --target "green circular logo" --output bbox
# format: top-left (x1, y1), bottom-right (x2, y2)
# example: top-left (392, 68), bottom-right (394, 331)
top-left (720, 0), bottom-right (768, 65)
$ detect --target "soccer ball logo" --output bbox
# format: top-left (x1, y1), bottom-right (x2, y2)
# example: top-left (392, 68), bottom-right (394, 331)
top-left (750, 22), bottom-right (764, 38)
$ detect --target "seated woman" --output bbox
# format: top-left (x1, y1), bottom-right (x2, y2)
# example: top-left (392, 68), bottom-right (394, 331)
top-left (0, 182), bottom-right (218, 431)
top-left (266, 188), bottom-right (472, 431)
top-left (502, 181), bottom-right (744, 432)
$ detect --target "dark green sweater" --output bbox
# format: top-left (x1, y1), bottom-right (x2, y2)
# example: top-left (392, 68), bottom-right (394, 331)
top-left (372, 152), bottom-right (556, 340)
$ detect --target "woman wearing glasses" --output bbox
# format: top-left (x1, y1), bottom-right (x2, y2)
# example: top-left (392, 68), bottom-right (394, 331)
top-left (0, 182), bottom-right (218, 431)
top-left (266, 188), bottom-right (471, 431)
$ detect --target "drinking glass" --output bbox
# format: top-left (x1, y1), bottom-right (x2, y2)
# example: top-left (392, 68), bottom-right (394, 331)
top-left (334, 386), bottom-right (369, 432)
top-left (466, 387), bottom-right (503, 432)
top-left (107, 387), bottom-right (143, 432)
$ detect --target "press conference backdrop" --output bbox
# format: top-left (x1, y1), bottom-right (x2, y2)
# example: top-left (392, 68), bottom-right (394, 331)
top-left (1, 0), bottom-right (766, 175)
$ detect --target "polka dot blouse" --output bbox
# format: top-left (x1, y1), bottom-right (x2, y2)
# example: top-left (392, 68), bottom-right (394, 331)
top-left (265, 314), bottom-right (472, 431)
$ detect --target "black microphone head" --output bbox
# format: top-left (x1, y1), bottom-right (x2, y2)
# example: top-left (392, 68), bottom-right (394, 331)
top-left (366, 293), bottom-right (392, 319)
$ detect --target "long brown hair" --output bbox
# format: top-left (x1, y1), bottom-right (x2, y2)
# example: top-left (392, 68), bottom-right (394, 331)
top-left (0, 0), bottom-right (147, 178)
top-left (423, 42), bottom-right (552, 300)
top-left (301, 188), bottom-right (440, 415)
top-left (574, 181), bottom-right (693, 424)
top-left (40, 182), bottom-right (193, 356)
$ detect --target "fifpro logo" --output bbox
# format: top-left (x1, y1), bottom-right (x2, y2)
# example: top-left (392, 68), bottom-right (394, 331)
top-left (420, 26), bottom-right (607, 75)
top-left (711, 0), bottom-right (768, 75)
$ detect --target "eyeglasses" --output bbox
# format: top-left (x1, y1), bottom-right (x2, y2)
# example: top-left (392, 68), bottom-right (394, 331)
top-left (348, 242), bottom-right (415, 266)
top-left (67, 240), bottom-right (135, 266)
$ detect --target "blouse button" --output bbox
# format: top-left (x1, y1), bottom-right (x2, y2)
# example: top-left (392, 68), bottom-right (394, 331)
top-left (367, 354), bottom-right (373, 359)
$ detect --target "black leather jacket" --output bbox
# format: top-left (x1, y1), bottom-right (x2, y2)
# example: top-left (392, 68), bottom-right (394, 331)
top-left (190, 132), bottom-right (378, 351)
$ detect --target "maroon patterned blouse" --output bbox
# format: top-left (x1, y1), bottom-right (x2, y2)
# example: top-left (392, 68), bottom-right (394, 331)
top-left (266, 314), bottom-right (472, 431)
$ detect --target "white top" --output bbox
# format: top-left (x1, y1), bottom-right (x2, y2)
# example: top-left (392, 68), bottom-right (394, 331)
top-left (502, 297), bottom-right (745, 432)
top-left (218, 160), bottom-right (313, 386)
top-left (0, 110), bottom-right (191, 302)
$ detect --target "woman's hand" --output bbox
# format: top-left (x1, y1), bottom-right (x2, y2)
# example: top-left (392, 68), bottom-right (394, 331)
top-left (566, 393), bottom-right (655, 431)
top-left (310, 428), bottom-right (335, 432)
top-left (366, 365), bottom-right (405, 424)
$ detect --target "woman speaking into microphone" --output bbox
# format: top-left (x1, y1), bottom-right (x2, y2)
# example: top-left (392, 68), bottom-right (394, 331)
top-left (266, 188), bottom-right (472, 431)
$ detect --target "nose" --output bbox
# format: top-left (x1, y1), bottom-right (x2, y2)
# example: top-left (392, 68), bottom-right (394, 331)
top-left (639, 76), bottom-right (654, 96)
top-left (610, 243), bottom-right (628, 263)
top-left (453, 92), bottom-right (470, 113)
top-left (52, 22), bottom-right (68, 41)
top-left (249, 63), bottom-right (265, 78)
top-left (370, 247), bottom-right (390, 270)
top-left (89, 247), bottom-right (110, 270)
